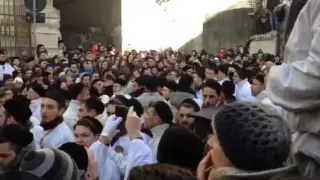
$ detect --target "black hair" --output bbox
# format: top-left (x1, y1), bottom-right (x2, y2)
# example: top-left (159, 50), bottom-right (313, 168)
top-left (84, 97), bottom-right (105, 115)
top-left (204, 79), bottom-right (221, 95)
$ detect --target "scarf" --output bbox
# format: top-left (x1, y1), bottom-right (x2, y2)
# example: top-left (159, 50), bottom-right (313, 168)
top-left (40, 116), bottom-right (63, 131)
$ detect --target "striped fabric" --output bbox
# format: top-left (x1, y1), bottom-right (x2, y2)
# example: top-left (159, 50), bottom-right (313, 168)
top-left (19, 149), bottom-right (80, 180)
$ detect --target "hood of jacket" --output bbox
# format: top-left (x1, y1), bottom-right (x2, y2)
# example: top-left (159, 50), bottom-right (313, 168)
top-left (209, 165), bottom-right (301, 180)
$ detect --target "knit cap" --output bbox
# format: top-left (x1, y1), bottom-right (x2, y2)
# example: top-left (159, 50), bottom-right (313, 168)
top-left (214, 102), bottom-right (291, 171)
top-left (20, 148), bottom-right (81, 180)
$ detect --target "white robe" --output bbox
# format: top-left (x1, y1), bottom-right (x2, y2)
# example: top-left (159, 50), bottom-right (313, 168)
top-left (235, 79), bottom-right (254, 101)
top-left (63, 100), bottom-right (81, 130)
top-left (148, 123), bottom-right (170, 158)
top-left (30, 98), bottom-right (42, 125)
top-left (266, 0), bottom-right (320, 133)
top-left (40, 122), bottom-right (74, 149)
top-left (90, 139), bottom-right (154, 180)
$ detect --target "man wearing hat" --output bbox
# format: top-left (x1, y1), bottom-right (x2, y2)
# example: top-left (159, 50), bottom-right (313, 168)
top-left (0, 124), bottom-right (34, 174)
top-left (40, 90), bottom-right (74, 148)
top-left (0, 49), bottom-right (14, 78)
top-left (27, 82), bottom-right (46, 125)
top-left (144, 101), bottom-right (173, 157)
top-left (1, 98), bottom-right (39, 150)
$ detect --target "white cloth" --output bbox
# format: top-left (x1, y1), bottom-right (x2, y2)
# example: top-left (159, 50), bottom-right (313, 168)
top-left (0, 63), bottom-right (14, 76)
top-left (255, 91), bottom-right (282, 114)
top-left (29, 119), bottom-right (43, 150)
top-left (30, 98), bottom-right (42, 124)
top-left (90, 139), bottom-right (154, 180)
top-left (235, 79), bottom-right (254, 101)
top-left (112, 133), bottom-right (152, 155)
top-left (63, 100), bottom-right (81, 130)
top-left (218, 78), bottom-right (230, 85)
top-left (40, 122), bottom-right (74, 149)
top-left (95, 114), bottom-right (108, 126)
top-left (148, 123), bottom-right (170, 158)
top-left (266, 0), bottom-right (320, 134)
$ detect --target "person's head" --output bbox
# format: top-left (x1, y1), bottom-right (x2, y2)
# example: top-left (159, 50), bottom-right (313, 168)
top-left (0, 49), bottom-right (7, 63)
top-left (81, 74), bottom-right (91, 88)
top-left (144, 101), bottom-right (173, 129)
top-left (176, 99), bottom-right (200, 129)
top-left (91, 73), bottom-right (100, 82)
top-left (158, 126), bottom-right (204, 172)
top-left (3, 88), bottom-right (13, 101)
top-left (41, 91), bottom-right (66, 123)
top-left (24, 69), bottom-right (32, 79)
top-left (36, 44), bottom-right (46, 52)
top-left (69, 83), bottom-right (90, 102)
top-left (222, 81), bottom-right (235, 99)
top-left (192, 72), bottom-right (203, 87)
top-left (39, 59), bottom-right (48, 69)
top-left (91, 79), bottom-right (104, 95)
top-left (233, 68), bottom-right (248, 83)
top-left (113, 78), bottom-right (127, 93)
top-left (62, 75), bottom-right (74, 88)
top-left (78, 97), bottom-right (104, 119)
top-left (74, 117), bottom-right (103, 148)
top-left (203, 79), bottom-right (221, 107)
top-left (69, 62), bottom-right (78, 73)
top-left (2, 98), bottom-right (32, 129)
top-left (13, 77), bottom-right (23, 89)
top-left (166, 70), bottom-right (178, 82)
top-left (27, 83), bottom-right (45, 101)
top-left (208, 102), bottom-right (291, 172)
top-left (251, 73), bottom-right (266, 96)
top-left (161, 81), bottom-right (177, 100)
top-left (105, 98), bottom-right (123, 117)
top-left (132, 76), bottom-right (145, 93)
top-left (128, 164), bottom-right (196, 180)
top-left (38, 52), bottom-right (47, 61)
top-left (217, 63), bottom-right (229, 81)
top-left (0, 125), bottom-right (33, 167)
top-left (205, 67), bottom-right (216, 80)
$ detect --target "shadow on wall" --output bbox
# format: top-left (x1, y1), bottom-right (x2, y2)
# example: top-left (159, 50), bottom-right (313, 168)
top-left (179, 8), bottom-right (255, 54)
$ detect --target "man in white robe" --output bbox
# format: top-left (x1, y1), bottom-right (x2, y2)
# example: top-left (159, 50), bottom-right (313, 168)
top-left (40, 90), bottom-right (74, 149)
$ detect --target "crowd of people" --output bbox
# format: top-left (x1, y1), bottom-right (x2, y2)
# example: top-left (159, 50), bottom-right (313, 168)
top-left (0, 0), bottom-right (319, 178)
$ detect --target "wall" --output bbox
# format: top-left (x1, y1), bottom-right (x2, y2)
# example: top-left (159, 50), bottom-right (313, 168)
top-left (202, 0), bottom-right (255, 53)
top-left (32, 0), bottom-right (61, 56)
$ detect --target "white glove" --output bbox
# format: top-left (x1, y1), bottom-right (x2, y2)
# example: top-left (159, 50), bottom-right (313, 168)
top-left (101, 115), bottom-right (123, 140)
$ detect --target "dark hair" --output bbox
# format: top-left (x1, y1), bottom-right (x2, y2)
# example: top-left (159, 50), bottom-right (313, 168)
top-left (222, 81), bottom-right (235, 97)
top-left (253, 73), bottom-right (265, 84)
top-left (81, 74), bottom-right (90, 81)
top-left (204, 79), bottom-right (221, 95)
top-left (218, 63), bottom-right (229, 76)
top-left (74, 117), bottom-right (103, 136)
top-left (84, 97), bottom-right (105, 115)
top-left (128, 164), bottom-right (196, 180)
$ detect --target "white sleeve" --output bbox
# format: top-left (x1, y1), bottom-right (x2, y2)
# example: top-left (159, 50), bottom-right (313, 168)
top-left (89, 141), bottom-right (109, 175)
top-left (124, 139), bottom-right (155, 180)
top-left (267, 0), bottom-right (320, 111)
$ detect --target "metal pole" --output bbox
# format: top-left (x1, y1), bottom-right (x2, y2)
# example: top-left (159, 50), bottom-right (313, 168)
top-left (33, 0), bottom-right (37, 59)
